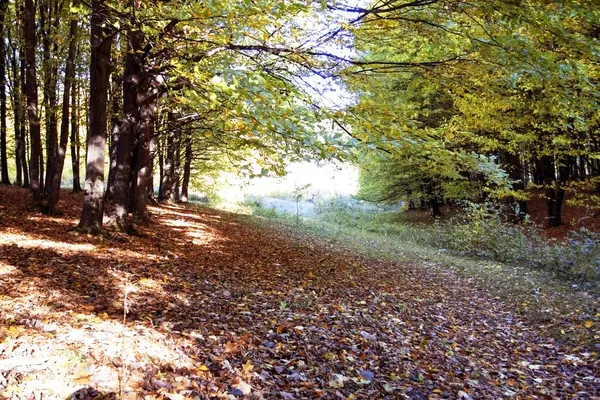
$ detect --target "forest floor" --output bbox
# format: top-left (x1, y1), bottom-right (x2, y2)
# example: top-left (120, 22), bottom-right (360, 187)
top-left (0, 186), bottom-right (598, 399)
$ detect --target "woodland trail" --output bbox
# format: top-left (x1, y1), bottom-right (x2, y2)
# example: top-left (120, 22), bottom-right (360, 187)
top-left (0, 186), bottom-right (598, 399)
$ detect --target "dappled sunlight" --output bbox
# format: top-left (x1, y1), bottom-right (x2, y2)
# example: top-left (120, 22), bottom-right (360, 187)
top-left (0, 261), bottom-right (19, 276)
top-left (0, 232), bottom-right (96, 253)
top-left (27, 215), bottom-right (79, 226)
top-left (159, 214), bottom-right (229, 248)
top-left (150, 204), bottom-right (222, 222)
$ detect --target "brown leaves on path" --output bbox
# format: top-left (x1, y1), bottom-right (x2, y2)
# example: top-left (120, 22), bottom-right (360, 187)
top-left (0, 186), bottom-right (598, 399)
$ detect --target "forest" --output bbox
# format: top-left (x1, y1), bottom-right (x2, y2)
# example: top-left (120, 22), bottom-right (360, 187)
top-left (0, 0), bottom-right (599, 398)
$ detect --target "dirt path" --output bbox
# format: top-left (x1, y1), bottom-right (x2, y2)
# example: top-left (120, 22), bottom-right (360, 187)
top-left (0, 187), bottom-right (598, 399)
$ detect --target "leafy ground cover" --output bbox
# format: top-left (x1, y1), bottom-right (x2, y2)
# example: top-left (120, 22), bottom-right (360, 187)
top-left (0, 186), bottom-right (599, 399)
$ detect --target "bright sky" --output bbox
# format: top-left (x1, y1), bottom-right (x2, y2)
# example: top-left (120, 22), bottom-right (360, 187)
top-left (245, 161), bottom-right (358, 197)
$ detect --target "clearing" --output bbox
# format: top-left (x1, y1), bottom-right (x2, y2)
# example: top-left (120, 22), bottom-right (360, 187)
top-left (0, 186), bottom-right (598, 399)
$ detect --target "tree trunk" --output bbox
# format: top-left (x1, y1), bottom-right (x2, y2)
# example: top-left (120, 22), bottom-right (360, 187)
top-left (503, 151), bottom-right (528, 222)
top-left (40, 0), bottom-right (59, 193)
top-left (47, 0), bottom-right (78, 213)
top-left (159, 112), bottom-right (178, 202)
top-left (104, 29), bottom-right (143, 230)
top-left (70, 68), bottom-right (82, 192)
top-left (540, 155), bottom-right (566, 227)
top-left (78, 0), bottom-right (113, 233)
top-left (23, 0), bottom-right (42, 207)
top-left (180, 132), bottom-right (192, 202)
top-left (174, 130), bottom-right (181, 202)
top-left (9, 20), bottom-right (23, 186)
top-left (132, 75), bottom-right (159, 221)
top-left (158, 132), bottom-right (164, 199)
top-left (430, 197), bottom-right (441, 218)
top-left (18, 21), bottom-right (29, 188)
top-left (0, 0), bottom-right (9, 184)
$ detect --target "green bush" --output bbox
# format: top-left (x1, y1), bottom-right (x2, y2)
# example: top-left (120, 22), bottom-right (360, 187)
top-left (548, 228), bottom-right (600, 282)
top-left (243, 196), bottom-right (600, 284)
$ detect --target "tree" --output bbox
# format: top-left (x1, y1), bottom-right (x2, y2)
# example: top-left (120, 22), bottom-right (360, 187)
top-left (47, 0), bottom-right (79, 213)
top-left (0, 0), bottom-right (9, 185)
top-left (78, 0), bottom-right (113, 233)
top-left (23, 0), bottom-right (42, 207)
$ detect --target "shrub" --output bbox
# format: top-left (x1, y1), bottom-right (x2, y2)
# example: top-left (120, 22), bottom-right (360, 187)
top-left (549, 228), bottom-right (600, 282)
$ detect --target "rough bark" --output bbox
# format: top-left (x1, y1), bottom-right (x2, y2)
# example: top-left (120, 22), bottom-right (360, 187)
top-left (40, 0), bottom-right (59, 192)
top-left (18, 34), bottom-right (28, 188)
top-left (132, 75), bottom-right (159, 221)
top-left (174, 130), bottom-right (181, 202)
top-left (47, 0), bottom-right (78, 213)
top-left (70, 70), bottom-right (82, 192)
top-left (8, 20), bottom-right (24, 186)
top-left (159, 112), bottom-right (178, 202)
top-left (0, 0), bottom-right (10, 184)
top-left (78, 0), bottom-right (113, 233)
top-left (104, 29), bottom-right (143, 230)
top-left (180, 132), bottom-right (192, 202)
top-left (23, 0), bottom-right (42, 207)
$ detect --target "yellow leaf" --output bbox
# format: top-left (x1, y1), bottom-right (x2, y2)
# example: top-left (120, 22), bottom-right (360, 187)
top-left (242, 360), bottom-right (254, 374)
top-left (584, 321), bottom-right (594, 328)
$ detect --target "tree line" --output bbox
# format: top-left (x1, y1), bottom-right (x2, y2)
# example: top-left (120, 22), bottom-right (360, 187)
top-left (0, 0), bottom-right (597, 232)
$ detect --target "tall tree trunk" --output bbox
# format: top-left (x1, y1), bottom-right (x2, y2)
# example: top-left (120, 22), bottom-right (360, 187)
top-left (159, 112), bottom-right (177, 202)
top-left (181, 132), bottom-right (192, 202)
top-left (23, 0), bottom-right (42, 207)
top-left (540, 155), bottom-right (567, 227)
top-left (0, 0), bottom-right (9, 184)
top-left (503, 151), bottom-right (528, 222)
top-left (47, 0), bottom-right (78, 213)
top-left (158, 131), bottom-right (164, 199)
top-left (70, 69), bottom-right (82, 192)
top-left (40, 0), bottom-right (59, 193)
top-left (132, 75), bottom-right (159, 221)
top-left (174, 130), bottom-right (181, 202)
top-left (430, 197), bottom-right (441, 218)
top-left (18, 21), bottom-right (29, 188)
top-left (9, 21), bottom-right (23, 186)
top-left (148, 136), bottom-right (156, 200)
top-left (79, 0), bottom-right (113, 233)
top-left (106, 38), bottom-right (123, 197)
top-left (104, 29), bottom-right (143, 230)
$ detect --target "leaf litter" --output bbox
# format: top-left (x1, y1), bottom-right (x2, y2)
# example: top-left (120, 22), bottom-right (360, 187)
top-left (0, 186), bottom-right (598, 399)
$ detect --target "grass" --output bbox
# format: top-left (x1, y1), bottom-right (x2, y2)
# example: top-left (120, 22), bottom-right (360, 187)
top-left (224, 198), bottom-right (600, 347)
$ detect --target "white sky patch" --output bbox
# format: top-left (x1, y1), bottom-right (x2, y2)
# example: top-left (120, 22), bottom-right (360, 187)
top-left (243, 161), bottom-right (358, 198)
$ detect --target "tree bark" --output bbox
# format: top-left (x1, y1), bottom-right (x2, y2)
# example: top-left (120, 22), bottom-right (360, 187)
top-left (79, 0), bottom-right (113, 233)
top-left (19, 37), bottom-right (28, 188)
top-left (47, 0), bottom-right (78, 213)
top-left (0, 0), bottom-right (10, 184)
top-left (174, 130), bottom-right (181, 202)
top-left (104, 29), bottom-right (143, 230)
top-left (540, 155), bottom-right (568, 227)
top-left (23, 0), bottom-right (42, 207)
top-left (159, 112), bottom-right (178, 202)
top-left (503, 151), bottom-right (528, 222)
top-left (181, 132), bottom-right (192, 202)
top-left (8, 19), bottom-right (24, 186)
top-left (70, 68), bottom-right (82, 192)
top-left (132, 75), bottom-right (159, 221)
top-left (40, 0), bottom-right (59, 193)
